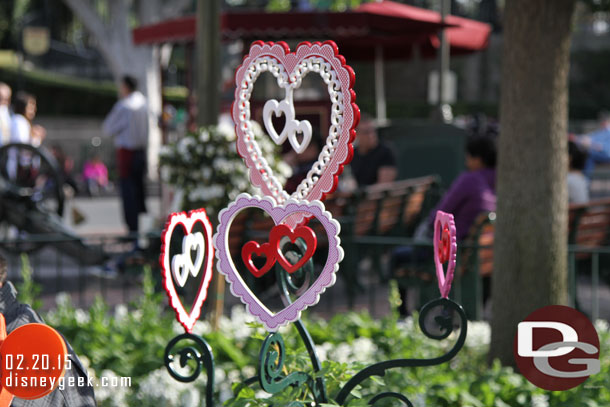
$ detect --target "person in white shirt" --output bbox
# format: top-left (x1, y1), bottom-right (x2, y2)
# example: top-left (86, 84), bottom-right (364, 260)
top-left (102, 75), bottom-right (149, 234)
top-left (568, 140), bottom-right (589, 204)
top-left (10, 92), bottom-right (46, 146)
top-left (0, 83), bottom-right (11, 145)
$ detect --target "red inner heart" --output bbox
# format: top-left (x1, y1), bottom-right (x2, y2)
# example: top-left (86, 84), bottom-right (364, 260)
top-left (242, 241), bottom-right (276, 278)
top-left (439, 225), bottom-right (451, 264)
top-left (270, 224), bottom-right (317, 273)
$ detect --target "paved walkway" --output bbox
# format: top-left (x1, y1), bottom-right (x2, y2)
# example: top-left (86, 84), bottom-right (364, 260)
top-left (64, 196), bottom-right (163, 236)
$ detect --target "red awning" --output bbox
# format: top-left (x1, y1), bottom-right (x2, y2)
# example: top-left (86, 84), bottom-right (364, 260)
top-left (132, 1), bottom-right (490, 59)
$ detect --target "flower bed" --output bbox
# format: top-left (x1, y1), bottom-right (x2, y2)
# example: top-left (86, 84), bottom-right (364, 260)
top-left (42, 269), bottom-right (610, 407)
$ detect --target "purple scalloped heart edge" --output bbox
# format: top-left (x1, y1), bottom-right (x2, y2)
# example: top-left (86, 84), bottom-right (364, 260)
top-left (213, 193), bottom-right (343, 331)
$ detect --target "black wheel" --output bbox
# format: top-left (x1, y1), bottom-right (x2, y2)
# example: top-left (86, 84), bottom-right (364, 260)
top-left (0, 143), bottom-right (65, 253)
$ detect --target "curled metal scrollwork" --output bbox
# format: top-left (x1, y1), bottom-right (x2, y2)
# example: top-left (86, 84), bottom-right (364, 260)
top-left (276, 238), bottom-right (315, 304)
top-left (164, 333), bottom-right (215, 407)
top-left (334, 298), bottom-right (467, 405)
top-left (369, 392), bottom-right (414, 407)
top-left (259, 331), bottom-right (309, 394)
top-left (275, 238), bottom-right (328, 403)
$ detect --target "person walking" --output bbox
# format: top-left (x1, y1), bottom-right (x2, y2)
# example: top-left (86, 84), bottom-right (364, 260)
top-left (102, 75), bottom-right (148, 236)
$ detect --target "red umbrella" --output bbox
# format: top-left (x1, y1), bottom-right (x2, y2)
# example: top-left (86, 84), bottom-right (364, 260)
top-left (132, 1), bottom-right (490, 121)
top-left (133, 1), bottom-right (490, 58)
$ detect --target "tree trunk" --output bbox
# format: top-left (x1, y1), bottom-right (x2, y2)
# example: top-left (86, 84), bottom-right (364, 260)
top-left (489, 0), bottom-right (576, 366)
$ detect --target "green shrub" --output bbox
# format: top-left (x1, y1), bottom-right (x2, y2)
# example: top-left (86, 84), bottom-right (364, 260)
top-left (41, 273), bottom-right (610, 406)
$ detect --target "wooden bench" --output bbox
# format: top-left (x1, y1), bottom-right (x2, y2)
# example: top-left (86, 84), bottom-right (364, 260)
top-left (454, 212), bottom-right (495, 320)
top-left (568, 198), bottom-right (610, 255)
top-left (453, 198), bottom-right (610, 319)
top-left (345, 175), bottom-right (441, 239)
top-left (567, 198), bottom-right (610, 304)
top-left (339, 176), bottom-right (441, 305)
top-left (389, 211), bottom-right (495, 320)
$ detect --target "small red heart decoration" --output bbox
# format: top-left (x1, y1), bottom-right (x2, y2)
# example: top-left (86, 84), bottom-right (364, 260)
top-left (433, 211), bottom-right (457, 299)
top-left (242, 241), bottom-right (276, 278)
top-left (439, 225), bottom-right (451, 264)
top-left (271, 224), bottom-right (317, 273)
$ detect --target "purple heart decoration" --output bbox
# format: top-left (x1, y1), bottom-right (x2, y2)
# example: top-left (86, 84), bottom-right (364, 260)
top-left (433, 210), bottom-right (457, 299)
top-left (213, 193), bottom-right (343, 331)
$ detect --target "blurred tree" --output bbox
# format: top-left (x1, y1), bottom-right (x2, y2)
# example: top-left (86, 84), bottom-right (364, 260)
top-left (489, 0), bottom-right (576, 366)
top-left (62, 0), bottom-right (194, 176)
top-left (0, 0), bottom-right (76, 49)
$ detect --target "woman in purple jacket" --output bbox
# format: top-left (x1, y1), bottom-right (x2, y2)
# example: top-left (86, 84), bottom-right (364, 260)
top-left (392, 135), bottom-right (497, 315)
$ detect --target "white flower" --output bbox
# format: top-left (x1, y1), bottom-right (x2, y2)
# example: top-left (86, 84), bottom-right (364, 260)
top-left (55, 292), bottom-right (71, 308)
top-left (465, 321), bottom-right (491, 348)
top-left (316, 342), bottom-right (333, 362)
top-left (191, 319), bottom-right (212, 336)
top-left (75, 309), bottom-right (90, 324)
top-left (594, 319), bottom-right (609, 333)
top-left (136, 368), bottom-right (203, 407)
top-left (532, 394), bottom-right (549, 407)
top-left (95, 369), bottom-right (129, 407)
top-left (199, 130), bottom-right (210, 142)
top-left (352, 337), bottom-right (377, 362)
top-left (330, 342), bottom-right (352, 364)
top-left (114, 304), bottom-right (128, 322)
top-left (413, 394), bottom-right (426, 407)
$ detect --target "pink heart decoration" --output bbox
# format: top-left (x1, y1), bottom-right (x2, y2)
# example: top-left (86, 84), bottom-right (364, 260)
top-left (214, 193), bottom-right (343, 331)
top-left (433, 211), bottom-right (457, 299)
top-left (160, 208), bottom-right (214, 333)
top-left (232, 41), bottom-right (359, 228)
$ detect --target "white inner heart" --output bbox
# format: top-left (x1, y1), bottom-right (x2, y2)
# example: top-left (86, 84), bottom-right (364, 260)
top-left (262, 95), bottom-right (313, 154)
top-left (238, 55), bottom-right (344, 201)
top-left (171, 232), bottom-right (205, 287)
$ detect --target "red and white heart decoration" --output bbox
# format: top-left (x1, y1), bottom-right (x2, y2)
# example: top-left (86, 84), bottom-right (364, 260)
top-left (433, 211), bottom-right (457, 299)
top-left (160, 208), bottom-right (214, 333)
top-left (233, 40), bottom-right (359, 227)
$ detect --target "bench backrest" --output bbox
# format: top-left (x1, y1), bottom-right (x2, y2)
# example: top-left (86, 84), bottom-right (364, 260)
top-left (352, 175), bottom-right (440, 237)
top-left (568, 198), bottom-right (610, 250)
top-left (458, 212), bottom-right (495, 277)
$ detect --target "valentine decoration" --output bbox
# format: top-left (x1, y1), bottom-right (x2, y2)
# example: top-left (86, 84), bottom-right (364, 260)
top-left (232, 40), bottom-right (359, 227)
top-left (160, 208), bottom-right (214, 333)
top-left (161, 38), bottom-right (469, 407)
top-left (214, 193), bottom-right (342, 331)
top-left (433, 210), bottom-right (457, 299)
top-left (242, 224), bottom-right (317, 277)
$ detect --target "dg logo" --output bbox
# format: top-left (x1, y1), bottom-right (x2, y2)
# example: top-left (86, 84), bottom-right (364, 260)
top-left (513, 305), bottom-right (600, 391)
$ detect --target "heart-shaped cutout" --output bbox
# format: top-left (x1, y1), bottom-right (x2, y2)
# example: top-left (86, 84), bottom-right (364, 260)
top-left (161, 208), bottom-right (214, 333)
top-left (270, 224), bottom-right (317, 273)
top-left (433, 210), bottom-right (457, 299)
top-left (287, 120), bottom-right (313, 154)
top-left (242, 241), bottom-right (276, 278)
top-left (214, 193), bottom-right (343, 331)
top-left (262, 99), bottom-right (291, 144)
top-left (171, 231), bottom-right (205, 287)
top-left (233, 41), bottom-right (359, 228)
